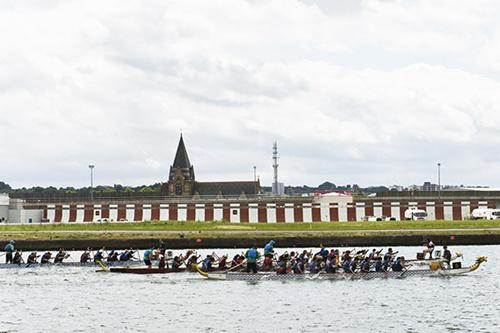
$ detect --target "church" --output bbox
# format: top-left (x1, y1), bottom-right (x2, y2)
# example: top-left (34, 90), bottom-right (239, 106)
top-left (162, 135), bottom-right (260, 197)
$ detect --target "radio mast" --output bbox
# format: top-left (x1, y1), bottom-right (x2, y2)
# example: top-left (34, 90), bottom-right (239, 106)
top-left (272, 141), bottom-right (279, 195)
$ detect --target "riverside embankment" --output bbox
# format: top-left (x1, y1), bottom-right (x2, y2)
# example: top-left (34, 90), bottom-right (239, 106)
top-left (2, 220), bottom-right (500, 250)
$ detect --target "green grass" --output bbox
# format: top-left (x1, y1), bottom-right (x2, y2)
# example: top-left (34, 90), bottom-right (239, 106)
top-left (1, 220), bottom-right (500, 241)
top-left (0, 219), bottom-right (499, 233)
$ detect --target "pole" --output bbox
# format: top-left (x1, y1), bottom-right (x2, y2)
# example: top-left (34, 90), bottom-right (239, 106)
top-left (89, 165), bottom-right (95, 201)
top-left (253, 166), bottom-right (257, 197)
top-left (437, 162), bottom-right (441, 199)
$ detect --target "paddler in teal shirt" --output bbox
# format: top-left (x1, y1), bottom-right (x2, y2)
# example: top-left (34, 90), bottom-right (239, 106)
top-left (245, 246), bottom-right (260, 273)
top-left (4, 240), bottom-right (15, 264)
top-left (143, 248), bottom-right (155, 268)
top-left (264, 240), bottom-right (275, 256)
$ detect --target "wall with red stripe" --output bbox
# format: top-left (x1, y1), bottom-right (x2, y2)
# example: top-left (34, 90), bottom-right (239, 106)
top-left (45, 200), bottom-right (497, 223)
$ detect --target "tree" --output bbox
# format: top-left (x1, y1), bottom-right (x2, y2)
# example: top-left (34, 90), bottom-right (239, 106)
top-left (0, 181), bottom-right (12, 193)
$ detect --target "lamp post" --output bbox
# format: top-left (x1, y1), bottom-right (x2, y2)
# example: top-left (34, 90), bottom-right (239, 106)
top-left (253, 166), bottom-right (257, 197)
top-left (89, 165), bottom-right (95, 201)
top-left (437, 162), bottom-right (441, 198)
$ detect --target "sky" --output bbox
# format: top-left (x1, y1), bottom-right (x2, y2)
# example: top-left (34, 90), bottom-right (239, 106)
top-left (1, 0), bottom-right (500, 189)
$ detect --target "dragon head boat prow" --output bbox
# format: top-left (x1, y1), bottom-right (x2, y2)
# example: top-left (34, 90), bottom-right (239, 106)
top-left (469, 256), bottom-right (488, 272)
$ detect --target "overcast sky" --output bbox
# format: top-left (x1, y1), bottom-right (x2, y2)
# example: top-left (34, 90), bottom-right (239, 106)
top-left (1, 0), bottom-right (500, 188)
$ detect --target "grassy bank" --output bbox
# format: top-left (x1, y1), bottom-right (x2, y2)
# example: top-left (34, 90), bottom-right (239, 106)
top-left (1, 220), bottom-right (500, 241)
top-left (1, 220), bottom-right (500, 232)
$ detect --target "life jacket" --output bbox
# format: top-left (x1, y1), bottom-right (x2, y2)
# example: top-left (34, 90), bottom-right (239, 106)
top-left (4, 244), bottom-right (14, 253)
top-left (309, 261), bottom-right (317, 273)
top-left (392, 260), bottom-right (403, 272)
top-left (342, 260), bottom-right (350, 273)
top-left (202, 258), bottom-right (212, 270)
top-left (361, 260), bottom-right (370, 272)
top-left (27, 254), bottom-right (37, 263)
top-left (375, 261), bottom-right (383, 272)
top-left (13, 253), bottom-right (22, 264)
top-left (119, 252), bottom-right (130, 261)
top-left (350, 261), bottom-right (357, 272)
top-left (143, 250), bottom-right (152, 260)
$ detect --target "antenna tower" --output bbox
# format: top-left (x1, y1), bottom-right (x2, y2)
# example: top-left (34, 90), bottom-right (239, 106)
top-left (272, 141), bottom-right (279, 195)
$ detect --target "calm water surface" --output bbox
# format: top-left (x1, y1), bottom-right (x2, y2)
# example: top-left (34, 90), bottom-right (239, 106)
top-left (0, 245), bottom-right (499, 333)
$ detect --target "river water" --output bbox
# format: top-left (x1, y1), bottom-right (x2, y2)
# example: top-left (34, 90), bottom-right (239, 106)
top-left (0, 245), bottom-right (499, 333)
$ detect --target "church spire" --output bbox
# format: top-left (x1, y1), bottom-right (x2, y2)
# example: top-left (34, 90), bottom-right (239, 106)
top-left (172, 134), bottom-right (191, 169)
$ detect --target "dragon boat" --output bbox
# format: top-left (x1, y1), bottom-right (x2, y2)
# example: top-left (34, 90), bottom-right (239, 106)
top-left (0, 260), bottom-right (149, 270)
top-left (194, 256), bottom-right (487, 281)
top-left (99, 266), bottom-right (227, 274)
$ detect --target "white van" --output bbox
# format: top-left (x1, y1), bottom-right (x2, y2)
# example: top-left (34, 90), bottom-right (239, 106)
top-left (471, 208), bottom-right (500, 220)
top-left (404, 207), bottom-right (427, 220)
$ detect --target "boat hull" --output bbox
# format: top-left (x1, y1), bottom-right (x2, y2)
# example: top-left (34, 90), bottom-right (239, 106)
top-left (200, 267), bottom-right (475, 281)
top-left (0, 260), bottom-right (149, 269)
top-left (109, 267), bottom-right (187, 274)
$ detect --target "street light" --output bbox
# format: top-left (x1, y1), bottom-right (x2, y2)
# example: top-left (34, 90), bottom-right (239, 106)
top-left (437, 162), bottom-right (441, 198)
top-left (253, 166), bottom-right (257, 197)
top-left (89, 165), bottom-right (95, 201)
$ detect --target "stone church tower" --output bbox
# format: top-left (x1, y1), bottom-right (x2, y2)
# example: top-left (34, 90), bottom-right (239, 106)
top-left (166, 135), bottom-right (195, 196)
top-left (163, 134), bottom-right (260, 197)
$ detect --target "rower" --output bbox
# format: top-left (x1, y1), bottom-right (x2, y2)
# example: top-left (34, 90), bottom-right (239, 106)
top-left (171, 256), bottom-right (182, 269)
top-left (158, 254), bottom-right (166, 269)
top-left (4, 240), bottom-right (15, 264)
top-left (299, 250), bottom-right (309, 261)
top-left (119, 250), bottom-right (131, 262)
top-left (41, 252), bottom-right (52, 264)
top-left (374, 257), bottom-right (384, 272)
top-left (368, 249), bottom-right (380, 260)
top-left (443, 245), bottom-right (452, 269)
top-left (93, 250), bottom-right (104, 263)
top-left (107, 250), bottom-right (119, 262)
top-left (316, 245), bottom-right (329, 260)
top-left (308, 257), bottom-right (318, 273)
top-left (54, 248), bottom-right (68, 264)
top-left (231, 254), bottom-right (240, 268)
top-left (276, 254), bottom-right (288, 274)
top-left (245, 245), bottom-right (260, 274)
top-left (383, 248), bottom-right (397, 262)
top-left (325, 252), bottom-right (336, 273)
top-left (264, 240), bottom-right (275, 257)
top-left (201, 255), bottom-right (214, 271)
top-left (360, 256), bottom-right (371, 273)
top-left (391, 256), bottom-right (406, 272)
top-left (342, 258), bottom-right (352, 273)
top-left (218, 255), bottom-right (228, 270)
top-left (12, 250), bottom-right (23, 265)
top-left (27, 252), bottom-right (39, 264)
top-left (291, 258), bottom-right (303, 274)
top-left (262, 254), bottom-right (273, 271)
top-left (342, 250), bottom-right (352, 263)
top-left (349, 258), bottom-right (359, 273)
top-left (80, 250), bottom-right (91, 263)
top-left (423, 239), bottom-right (435, 259)
top-left (159, 239), bottom-right (167, 256)
top-left (187, 254), bottom-right (199, 270)
top-left (143, 248), bottom-right (155, 268)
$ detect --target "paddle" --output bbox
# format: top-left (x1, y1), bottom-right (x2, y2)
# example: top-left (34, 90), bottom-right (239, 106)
top-left (226, 259), bottom-right (247, 272)
top-left (397, 263), bottom-right (413, 278)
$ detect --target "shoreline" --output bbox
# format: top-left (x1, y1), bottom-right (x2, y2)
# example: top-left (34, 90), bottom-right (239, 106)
top-left (9, 233), bottom-right (500, 251)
